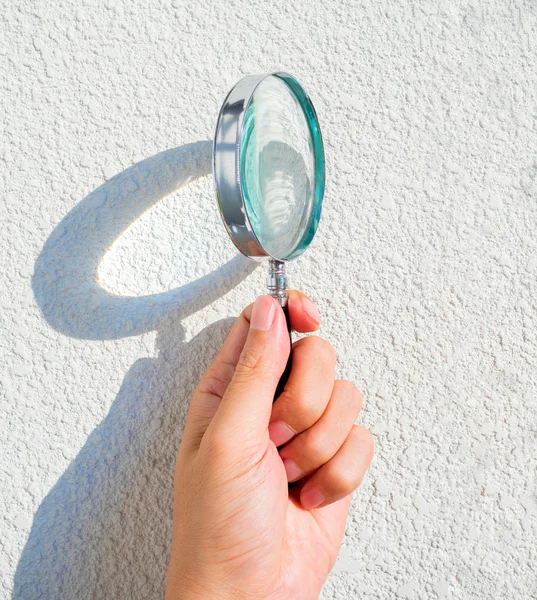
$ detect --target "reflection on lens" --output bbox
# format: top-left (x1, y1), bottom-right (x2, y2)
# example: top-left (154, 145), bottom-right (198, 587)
top-left (240, 75), bottom-right (322, 260)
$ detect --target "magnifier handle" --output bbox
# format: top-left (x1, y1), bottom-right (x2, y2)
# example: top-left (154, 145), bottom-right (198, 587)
top-left (274, 303), bottom-right (292, 401)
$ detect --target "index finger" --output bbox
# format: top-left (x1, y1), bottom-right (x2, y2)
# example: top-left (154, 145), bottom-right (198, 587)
top-left (287, 290), bottom-right (321, 334)
top-left (181, 291), bottom-right (321, 452)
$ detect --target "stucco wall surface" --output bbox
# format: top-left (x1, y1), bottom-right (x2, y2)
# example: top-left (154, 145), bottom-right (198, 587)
top-left (1, 1), bottom-right (537, 598)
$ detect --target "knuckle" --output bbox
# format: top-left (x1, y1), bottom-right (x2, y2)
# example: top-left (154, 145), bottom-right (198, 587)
top-left (278, 384), bottom-right (324, 425)
top-left (328, 463), bottom-right (357, 494)
top-left (294, 389), bottom-right (325, 423)
top-left (303, 429), bottom-right (333, 464)
top-left (204, 427), bottom-right (232, 457)
top-left (335, 380), bottom-right (363, 413)
top-left (234, 347), bottom-right (263, 380)
top-left (298, 336), bottom-right (336, 366)
top-left (316, 337), bottom-right (337, 364)
top-left (199, 366), bottom-right (228, 398)
top-left (205, 422), bottom-right (260, 461)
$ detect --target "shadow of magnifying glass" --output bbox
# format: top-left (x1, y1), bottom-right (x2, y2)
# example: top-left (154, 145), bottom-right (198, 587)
top-left (32, 140), bottom-right (256, 341)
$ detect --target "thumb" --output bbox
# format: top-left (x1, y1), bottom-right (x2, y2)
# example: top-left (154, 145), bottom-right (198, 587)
top-left (210, 295), bottom-right (290, 441)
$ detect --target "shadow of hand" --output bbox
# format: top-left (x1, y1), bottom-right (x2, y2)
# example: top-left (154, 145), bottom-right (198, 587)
top-left (13, 314), bottom-right (236, 599)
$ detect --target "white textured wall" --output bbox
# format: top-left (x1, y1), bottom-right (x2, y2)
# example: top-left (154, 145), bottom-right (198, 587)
top-left (2, 1), bottom-right (536, 598)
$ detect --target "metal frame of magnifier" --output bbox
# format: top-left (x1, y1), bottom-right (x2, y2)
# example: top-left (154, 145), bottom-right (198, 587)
top-left (213, 72), bottom-right (323, 308)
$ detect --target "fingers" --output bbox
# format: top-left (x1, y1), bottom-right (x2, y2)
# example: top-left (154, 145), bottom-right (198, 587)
top-left (278, 381), bottom-right (362, 482)
top-left (180, 304), bottom-right (253, 451)
top-left (268, 336), bottom-right (336, 447)
top-left (182, 291), bottom-right (321, 452)
top-left (287, 290), bottom-right (321, 333)
top-left (207, 295), bottom-right (290, 443)
top-left (300, 425), bottom-right (374, 510)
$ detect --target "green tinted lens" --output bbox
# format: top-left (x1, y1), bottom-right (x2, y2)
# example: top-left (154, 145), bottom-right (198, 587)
top-left (240, 74), bottom-right (324, 261)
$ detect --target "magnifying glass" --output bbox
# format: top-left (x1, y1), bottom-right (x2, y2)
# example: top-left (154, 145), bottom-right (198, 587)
top-left (213, 72), bottom-right (325, 395)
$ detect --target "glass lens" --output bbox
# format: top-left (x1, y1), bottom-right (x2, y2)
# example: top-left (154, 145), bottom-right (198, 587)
top-left (240, 75), bottom-right (324, 261)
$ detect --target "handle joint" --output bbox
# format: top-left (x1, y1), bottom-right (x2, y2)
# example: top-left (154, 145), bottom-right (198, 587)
top-left (267, 259), bottom-right (288, 307)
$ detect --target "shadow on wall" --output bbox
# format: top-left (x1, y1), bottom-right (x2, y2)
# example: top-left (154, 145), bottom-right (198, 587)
top-left (14, 315), bottom-right (236, 599)
top-left (14, 142), bottom-right (255, 598)
top-left (31, 140), bottom-right (255, 340)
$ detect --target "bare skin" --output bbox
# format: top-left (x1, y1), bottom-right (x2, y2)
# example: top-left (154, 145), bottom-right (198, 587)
top-left (165, 292), bottom-right (374, 600)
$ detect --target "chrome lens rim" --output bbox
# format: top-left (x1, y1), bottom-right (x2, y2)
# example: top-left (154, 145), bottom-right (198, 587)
top-left (213, 72), bottom-right (325, 262)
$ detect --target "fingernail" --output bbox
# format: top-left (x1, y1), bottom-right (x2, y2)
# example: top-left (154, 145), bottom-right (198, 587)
top-left (268, 420), bottom-right (296, 447)
top-left (302, 296), bottom-right (320, 324)
top-left (282, 459), bottom-right (303, 482)
top-left (250, 296), bottom-right (276, 331)
top-left (301, 487), bottom-right (325, 510)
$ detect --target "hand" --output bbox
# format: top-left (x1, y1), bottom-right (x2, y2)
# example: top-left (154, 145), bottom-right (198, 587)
top-left (165, 293), bottom-right (374, 600)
